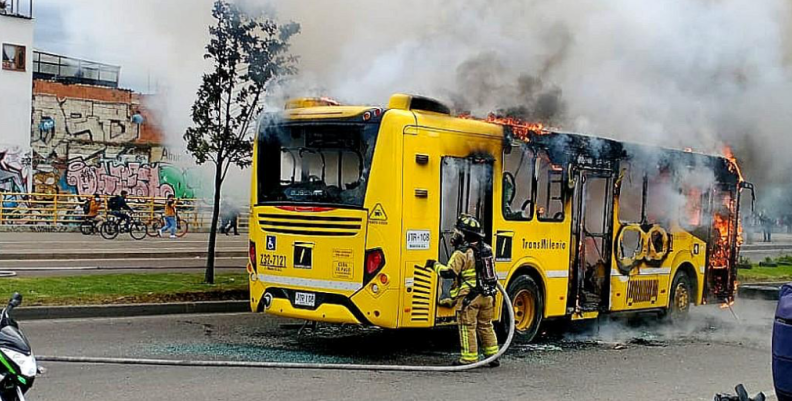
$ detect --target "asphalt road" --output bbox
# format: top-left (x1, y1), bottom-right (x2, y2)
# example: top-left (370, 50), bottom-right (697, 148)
top-left (0, 232), bottom-right (247, 276)
top-left (22, 299), bottom-right (779, 401)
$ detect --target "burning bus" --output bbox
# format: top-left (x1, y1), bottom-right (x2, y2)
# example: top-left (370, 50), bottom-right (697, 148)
top-left (248, 94), bottom-right (752, 341)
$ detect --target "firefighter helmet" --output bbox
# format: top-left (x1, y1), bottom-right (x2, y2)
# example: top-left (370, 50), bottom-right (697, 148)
top-left (455, 214), bottom-right (484, 238)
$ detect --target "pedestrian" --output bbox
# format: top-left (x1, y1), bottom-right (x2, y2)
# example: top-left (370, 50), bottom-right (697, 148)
top-left (158, 194), bottom-right (178, 239)
top-left (759, 210), bottom-right (773, 243)
top-left (425, 215), bottom-right (500, 367)
top-left (220, 201), bottom-right (239, 236)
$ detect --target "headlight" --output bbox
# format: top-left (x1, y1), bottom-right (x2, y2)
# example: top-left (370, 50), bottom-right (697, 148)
top-left (1, 348), bottom-right (36, 378)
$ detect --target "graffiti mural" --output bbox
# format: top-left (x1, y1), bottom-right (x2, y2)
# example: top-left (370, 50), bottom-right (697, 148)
top-left (32, 94), bottom-right (143, 159)
top-left (24, 80), bottom-right (202, 200)
top-left (66, 159), bottom-right (172, 197)
top-left (0, 146), bottom-right (31, 193)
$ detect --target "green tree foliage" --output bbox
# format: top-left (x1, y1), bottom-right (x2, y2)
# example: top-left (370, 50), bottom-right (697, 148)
top-left (185, 0), bottom-right (299, 283)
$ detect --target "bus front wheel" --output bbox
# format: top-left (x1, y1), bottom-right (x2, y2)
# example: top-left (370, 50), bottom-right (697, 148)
top-left (498, 275), bottom-right (543, 342)
top-left (662, 271), bottom-right (692, 320)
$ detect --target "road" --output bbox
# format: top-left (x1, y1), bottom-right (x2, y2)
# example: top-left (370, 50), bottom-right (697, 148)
top-left (0, 232), bottom-right (247, 276)
top-left (24, 299), bottom-right (778, 401)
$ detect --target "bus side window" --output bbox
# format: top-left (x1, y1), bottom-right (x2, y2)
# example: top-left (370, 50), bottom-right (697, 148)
top-left (502, 144), bottom-right (534, 221)
top-left (618, 163), bottom-right (644, 224)
top-left (645, 165), bottom-right (673, 225)
top-left (536, 152), bottom-right (564, 221)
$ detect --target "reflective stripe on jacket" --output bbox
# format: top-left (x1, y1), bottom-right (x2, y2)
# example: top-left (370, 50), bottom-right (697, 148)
top-left (434, 248), bottom-right (477, 299)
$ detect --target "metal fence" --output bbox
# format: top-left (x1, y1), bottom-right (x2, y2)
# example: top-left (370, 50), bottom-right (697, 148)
top-left (0, 192), bottom-right (249, 232)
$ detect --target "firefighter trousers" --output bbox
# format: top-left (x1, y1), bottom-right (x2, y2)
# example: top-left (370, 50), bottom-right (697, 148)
top-left (456, 294), bottom-right (499, 363)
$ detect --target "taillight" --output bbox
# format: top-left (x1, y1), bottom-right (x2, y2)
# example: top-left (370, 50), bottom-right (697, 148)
top-left (364, 248), bottom-right (385, 285)
top-left (249, 241), bottom-right (257, 273)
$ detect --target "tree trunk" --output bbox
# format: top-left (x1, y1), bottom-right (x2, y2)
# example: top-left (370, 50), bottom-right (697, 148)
top-left (205, 164), bottom-right (224, 284)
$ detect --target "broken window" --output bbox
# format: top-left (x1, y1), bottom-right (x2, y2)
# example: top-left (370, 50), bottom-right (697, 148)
top-left (678, 168), bottom-right (713, 230)
top-left (536, 151), bottom-right (565, 221)
top-left (2, 44), bottom-right (25, 71)
top-left (645, 165), bottom-right (675, 225)
top-left (618, 163), bottom-right (644, 223)
top-left (439, 156), bottom-right (494, 263)
top-left (502, 144), bottom-right (534, 221)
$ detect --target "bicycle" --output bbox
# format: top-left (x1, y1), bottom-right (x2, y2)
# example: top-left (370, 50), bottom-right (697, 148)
top-left (79, 217), bottom-right (103, 236)
top-left (146, 214), bottom-right (189, 238)
top-left (101, 213), bottom-right (148, 240)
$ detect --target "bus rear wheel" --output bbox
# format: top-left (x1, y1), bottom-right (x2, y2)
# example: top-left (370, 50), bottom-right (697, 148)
top-left (663, 271), bottom-right (692, 320)
top-left (498, 275), bottom-right (543, 342)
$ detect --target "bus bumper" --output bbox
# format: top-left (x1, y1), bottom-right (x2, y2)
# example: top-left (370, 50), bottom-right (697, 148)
top-left (265, 297), bottom-right (362, 325)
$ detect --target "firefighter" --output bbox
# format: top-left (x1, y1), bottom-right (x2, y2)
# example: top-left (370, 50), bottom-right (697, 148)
top-left (426, 215), bottom-right (500, 367)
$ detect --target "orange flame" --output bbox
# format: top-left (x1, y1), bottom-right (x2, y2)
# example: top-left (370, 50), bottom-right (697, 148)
top-left (460, 113), bottom-right (546, 142)
top-left (723, 146), bottom-right (745, 183)
top-left (719, 300), bottom-right (735, 309)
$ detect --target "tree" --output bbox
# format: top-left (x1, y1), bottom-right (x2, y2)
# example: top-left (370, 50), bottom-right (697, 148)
top-left (185, 0), bottom-right (299, 284)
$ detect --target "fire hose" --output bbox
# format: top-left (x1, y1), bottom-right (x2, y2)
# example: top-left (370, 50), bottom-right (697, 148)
top-left (38, 282), bottom-right (515, 372)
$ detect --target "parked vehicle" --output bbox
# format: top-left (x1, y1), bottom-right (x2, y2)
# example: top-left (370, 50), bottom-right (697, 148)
top-left (774, 284), bottom-right (792, 401)
top-left (0, 293), bottom-right (38, 401)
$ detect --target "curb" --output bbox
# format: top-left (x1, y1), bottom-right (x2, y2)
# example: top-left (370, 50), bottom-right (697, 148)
top-left (16, 300), bottom-right (250, 320)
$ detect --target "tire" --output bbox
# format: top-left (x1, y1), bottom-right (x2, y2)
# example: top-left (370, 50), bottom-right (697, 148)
top-left (175, 218), bottom-right (189, 238)
top-left (79, 220), bottom-right (95, 236)
top-left (663, 271), bottom-right (692, 321)
top-left (497, 274), bottom-right (544, 342)
top-left (100, 221), bottom-right (119, 240)
top-left (129, 222), bottom-right (148, 240)
top-left (146, 219), bottom-right (160, 237)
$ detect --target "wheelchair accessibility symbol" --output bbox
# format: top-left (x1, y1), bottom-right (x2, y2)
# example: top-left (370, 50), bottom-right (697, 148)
top-left (266, 235), bottom-right (276, 251)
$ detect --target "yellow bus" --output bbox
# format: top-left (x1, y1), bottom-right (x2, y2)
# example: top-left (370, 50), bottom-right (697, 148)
top-left (248, 94), bottom-right (752, 341)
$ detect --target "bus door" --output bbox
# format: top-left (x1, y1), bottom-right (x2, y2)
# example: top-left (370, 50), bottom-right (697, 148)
top-left (572, 169), bottom-right (614, 312)
top-left (436, 155), bottom-right (494, 323)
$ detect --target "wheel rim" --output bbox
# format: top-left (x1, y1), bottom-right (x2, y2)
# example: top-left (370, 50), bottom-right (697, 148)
top-left (674, 283), bottom-right (690, 311)
top-left (512, 289), bottom-right (536, 331)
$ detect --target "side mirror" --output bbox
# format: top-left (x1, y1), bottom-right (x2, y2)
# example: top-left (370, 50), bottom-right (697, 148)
top-left (8, 293), bottom-right (22, 308)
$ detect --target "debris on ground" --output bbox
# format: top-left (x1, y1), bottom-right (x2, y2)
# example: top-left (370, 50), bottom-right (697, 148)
top-left (713, 384), bottom-right (766, 401)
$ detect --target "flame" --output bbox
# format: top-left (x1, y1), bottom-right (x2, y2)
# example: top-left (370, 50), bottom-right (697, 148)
top-left (722, 146), bottom-right (745, 183)
top-left (719, 300), bottom-right (735, 309)
top-left (460, 113), bottom-right (546, 142)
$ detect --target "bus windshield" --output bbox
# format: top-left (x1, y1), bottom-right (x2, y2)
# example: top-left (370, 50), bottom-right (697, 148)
top-left (257, 121), bottom-right (380, 207)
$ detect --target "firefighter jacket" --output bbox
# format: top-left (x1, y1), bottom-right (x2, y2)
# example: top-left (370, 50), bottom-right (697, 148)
top-left (434, 248), bottom-right (477, 300)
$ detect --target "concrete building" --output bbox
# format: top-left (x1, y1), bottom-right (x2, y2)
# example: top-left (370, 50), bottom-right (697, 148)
top-left (0, 0), bottom-right (33, 149)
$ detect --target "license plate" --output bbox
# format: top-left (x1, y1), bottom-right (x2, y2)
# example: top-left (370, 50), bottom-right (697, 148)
top-left (294, 292), bottom-right (315, 307)
top-left (260, 253), bottom-right (286, 269)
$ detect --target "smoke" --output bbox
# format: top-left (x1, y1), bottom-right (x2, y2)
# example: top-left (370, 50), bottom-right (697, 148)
top-left (562, 299), bottom-right (775, 349)
top-left (37, 0), bottom-right (792, 209)
top-left (267, 0), bottom-right (792, 210)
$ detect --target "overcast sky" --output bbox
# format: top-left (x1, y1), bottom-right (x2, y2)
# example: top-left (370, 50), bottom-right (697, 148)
top-left (33, 0), bottom-right (157, 91)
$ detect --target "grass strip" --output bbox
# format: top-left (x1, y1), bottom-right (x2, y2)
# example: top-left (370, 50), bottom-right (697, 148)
top-left (0, 273), bottom-right (248, 306)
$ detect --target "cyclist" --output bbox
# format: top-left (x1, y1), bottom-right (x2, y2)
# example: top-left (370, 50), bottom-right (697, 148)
top-left (158, 194), bottom-right (178, 238)
top-left (82, 193), bottom-right (102, 221)
top-left (108, 190), bottom-right (134, 228)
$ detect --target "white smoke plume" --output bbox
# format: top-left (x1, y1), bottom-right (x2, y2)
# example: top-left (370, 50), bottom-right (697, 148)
top-left (37, 0), bottom-right (792, 207)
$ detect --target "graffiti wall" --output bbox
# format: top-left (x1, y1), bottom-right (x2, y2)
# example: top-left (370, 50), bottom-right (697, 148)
top-left (22, 80), bottom-right (204, 199)
top-left (0, 146), bottom-right (31, 193)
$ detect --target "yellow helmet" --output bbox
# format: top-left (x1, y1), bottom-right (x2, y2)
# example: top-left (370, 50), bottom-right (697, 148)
top-left (455, 214), bottom-right (484, 238)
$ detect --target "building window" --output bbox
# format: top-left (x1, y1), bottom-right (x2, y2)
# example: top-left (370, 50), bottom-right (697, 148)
top-left (2, 44), bottom-right (26, 71)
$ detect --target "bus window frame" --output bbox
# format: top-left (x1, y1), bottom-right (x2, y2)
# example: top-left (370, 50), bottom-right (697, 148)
top-left (617, 162), bottom-right (648, 225)
top-left (501, 143), bottom-right (535, 222)
top-left (535, 150), bottom-right (566, 223)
